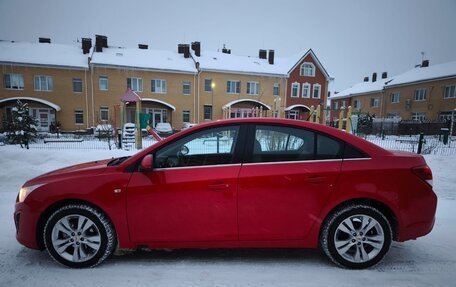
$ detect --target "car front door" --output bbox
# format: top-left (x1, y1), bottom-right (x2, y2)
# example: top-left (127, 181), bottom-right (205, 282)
top-left (238, 124), bottom-right (343, 241)
top-left (126, 125), bottom-right (244, 243)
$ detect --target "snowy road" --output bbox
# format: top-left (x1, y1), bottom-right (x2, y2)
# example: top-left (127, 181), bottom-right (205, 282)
top-left (0, 146), bottom-right (455, 287)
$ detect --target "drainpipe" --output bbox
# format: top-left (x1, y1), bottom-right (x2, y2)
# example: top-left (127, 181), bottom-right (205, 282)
top-left (84, 69), bottom-right (89, 129)
top-left (193, 72), bottom-right (197, 123)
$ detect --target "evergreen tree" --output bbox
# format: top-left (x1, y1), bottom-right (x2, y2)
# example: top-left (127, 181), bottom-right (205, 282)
top-left (5, 100), bottom-right (38, 149)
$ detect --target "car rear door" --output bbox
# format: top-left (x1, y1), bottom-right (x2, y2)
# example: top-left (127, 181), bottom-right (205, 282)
top-left (238, 124), bottom-right (343, 241)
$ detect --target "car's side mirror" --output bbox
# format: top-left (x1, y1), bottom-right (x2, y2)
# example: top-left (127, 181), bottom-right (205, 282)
top-left (140, 154), bottom-right (154, 171)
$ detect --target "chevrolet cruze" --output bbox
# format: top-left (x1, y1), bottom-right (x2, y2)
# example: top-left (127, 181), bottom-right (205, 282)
top-left (14, 118), bottom-right (437, 268)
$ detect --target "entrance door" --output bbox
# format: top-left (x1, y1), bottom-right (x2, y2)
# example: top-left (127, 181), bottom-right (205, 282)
top-left (152, 110), bottom-right (163, 127)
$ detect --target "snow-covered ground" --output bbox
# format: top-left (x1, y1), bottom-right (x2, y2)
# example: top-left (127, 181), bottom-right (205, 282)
top-left (0, 145), bottom-right (455, 287)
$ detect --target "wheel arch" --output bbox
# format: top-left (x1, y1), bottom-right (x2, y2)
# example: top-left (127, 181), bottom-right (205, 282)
top-left (36, 199), bottom-right (116, 250)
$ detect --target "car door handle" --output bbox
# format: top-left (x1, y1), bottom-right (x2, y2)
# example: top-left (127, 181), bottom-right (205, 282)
top-left (208, 183), bottom-right (230, 190)
top-left (304, 176), bottom-right (327, 184)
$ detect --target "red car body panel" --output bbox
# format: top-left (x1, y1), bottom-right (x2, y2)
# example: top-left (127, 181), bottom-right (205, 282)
top-left (14, 118), bottom-right (437, 252)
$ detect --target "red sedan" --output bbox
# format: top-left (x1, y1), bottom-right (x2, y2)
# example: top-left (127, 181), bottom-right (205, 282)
top-left (14, 118), bottom-right (437, 268)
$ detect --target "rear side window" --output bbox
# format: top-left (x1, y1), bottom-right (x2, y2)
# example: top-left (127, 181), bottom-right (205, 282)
top-left (316, 133), bottom-right (343, 160)
top-left (343, 144), bottom-right (368, 159)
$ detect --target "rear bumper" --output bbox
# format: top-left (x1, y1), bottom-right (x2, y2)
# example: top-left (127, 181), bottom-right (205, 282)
top-left (14, 202), bottom-right (41, 250)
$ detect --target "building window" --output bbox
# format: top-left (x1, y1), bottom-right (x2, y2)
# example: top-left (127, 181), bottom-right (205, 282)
top-left (72, 78), bottom-right (82, 93)
top-left (341, 100), bottom-right (347, 108)
top-left (287, 110), bottom-right (299, 120)
top-left (99, 76), bottom-right (108, 91)
top-left (312, 84), bottom-right (321, 99)
top-left (204, 79), bottom-right (212, 92)
top-left (204, 105), bottom-right (212, 120)
top-left (411, 112), bottom-right (426, 121)
top-left (100, 107), bottom-right (109, 121)
top-left (273, 83), bottom-right (280, 96)
top-left (353, 99), bottom-right (361, 109)
top-left (246, 81), bottom-right (260, 95)
top-left (291, 82), bottom-right (300, 98)
top-left (301, 83), bottom-right (310, 98)
top-left (75, 110), bottom-right (84, 124)
top-left (333, 101), bottom-right (339, 110)
top-left (387, 112), bottom-right (401, 119)
top-left (3, 74), bottom-right (24, 90)
top-left (300, 62), bottom-right (315, 77)
top-left (127, 77), bottom-right (143, 92)
top-left (226, 80), bottom-right (240, 94)
top-left (439, 111), bottom-right (453, 121)
top-left (391, 92), bottom-right (400, 103)
top-left (182, 81), bottom-right (191, 95)
top-left (371, 98), bottom-right (380, 108)
top-left (444, 85), bottom-right (456, 99)
top-left (34, 75), bottom-right (53, 91)
top-left (151, 79), bottom-right (167, 93)
top-left (414, 89), bottom-right (426, 101)
top-left (183, 110), bottom-right (190, 123)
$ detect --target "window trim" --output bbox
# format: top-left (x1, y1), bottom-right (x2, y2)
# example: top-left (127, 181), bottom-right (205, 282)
top-left (34, 75), bottom-right (53, 91)
top-left (99, 75), bottom-right (108, 91)
top-left (127, 77), bottom-right (143, 92)
top-left (414, 88), bottom-right (427, 101)
top-left (203, 105), bottom-right (213, 120)
top-left (273, 82), bottom-right (280, 96)
top-left (246, 81), bottom-right (260, 95)
top-left (151, 79), bottom-right (167, 94)
top-left (182, 110), bottom-right (190, 123)
top-left (444, 85), bottom-right (456, 99)
top-left (391, 92), bottom-right (400, 103)
top-left (302, 83), bottom-right (311, 98)
top-left (74, 109), bottom-right (84, 125)
top-left (182, 81), bottom-right (191, 95)
top-left (226, 80), bottom-right (241, 94)
top-left (371, 97), bottom-right (380, 108)
top-left (99, 106), bottom-right (109, 122)
top-left (312, 83), bottom-right (321, 99)
top-left (291, 82), bottom-right (300, 98)
top-left (3, 73), bottom-right (24, 90)
top-left (204, 79), bottom-right (212, 92)
top-left (72, 78), bottom-right (83, 93)
top-left (300, 62), bottom-right (316, 77)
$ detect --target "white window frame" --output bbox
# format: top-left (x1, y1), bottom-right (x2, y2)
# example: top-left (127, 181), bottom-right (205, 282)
top-left (291, 82), bottom-right (300, 98)
top-left (127, 77), bottom-right (143, 92)
top-left (246, 81), bottom-right (260, 95)
top-left (151, 79), bottom-right (167, 93)
top-left (75, 110), bottom-right (84, 125)
top-left (312, 83), bottom-right (321, 99)
top-left (391, 92), bottom-right (400, 103)
top-left (182, 81), bottom-right (191, 95)
top-left (204, 79), bottom-right (212, 92)
top-left (444, 85), bottom-right (456, 99)
top-left (287, 110), bottom-right (299, 120)
top-left (72, 78), bottom-right (82, 93)
top-left (99, 75), bottom-right (108, 91)
top-left (300, 62), bottom-right (315, 77)
top-left (387, 112), bottom-right (401, 119)
top-left (414, 89), bottom-right (426, 101)
top-left (333, 101), bottom-right (339, 110)
top-left (100, 106), bottom-right (109, 122)
top-left (371, 98), bottom-right (380, 108)
top-left (353, 99), bottom-right (361, 109)
top-left (34, 75), bottom-right (53, 91)
top-left (226, 80), bottom-right (240, 94)
top-left (411, 112), bottom-right (426, 121)
top-left (4, 73), bottom-right (24, 90)
top-left (182, 110), bottom-right (190, 123)
top-left (302, 83), bottom-right (310, 98)
top-left (273, 83), bottom-right (280, 96)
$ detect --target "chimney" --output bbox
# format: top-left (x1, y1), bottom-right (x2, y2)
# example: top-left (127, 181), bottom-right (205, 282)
top-left (178, 44), bottom-right (185, 54)
top-left (268, 49), bottom-right (275, 65)
top-left (381, 72), bottom-right (387, 79)
top-left (138, 44), bottom-right (148, 49)
top-left (191, 41), bottom-right (201, 57)
top-left (81, 38), bottom-right (92, 54)
top-left (363, 76), bottom-right (369, 82)
top-left (39, 37), bottom-right (51, 44)
top-left (183, 44), bottom-right (190, 58)
top-left (259, 49), bottom-right (267, 59)
top-left (372, 72), bottom-right (377, 82)
top-left (222, 48), bottom-right (231, 54)
top-left (421, 60), bottom-right (429, 67)
top-left (101, 35), bottom-right (108, 48)
top-left (95, 35), bottom-right (104, 52)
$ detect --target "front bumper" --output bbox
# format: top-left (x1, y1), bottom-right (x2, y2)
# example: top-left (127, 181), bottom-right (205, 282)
top-left (14, 201), bottom-right (41, 250)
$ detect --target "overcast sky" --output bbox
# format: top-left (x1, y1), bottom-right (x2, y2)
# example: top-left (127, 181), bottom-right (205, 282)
top-left (0, 0), bottom-right (455, 93)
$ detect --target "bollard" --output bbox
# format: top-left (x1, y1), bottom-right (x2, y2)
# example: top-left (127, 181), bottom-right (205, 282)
top-left (417, 133), bottom-right (424, 154)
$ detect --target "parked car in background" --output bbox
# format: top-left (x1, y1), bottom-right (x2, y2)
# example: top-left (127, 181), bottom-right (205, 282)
top-left (154, 122), bottom-right (173, 136)
top-left (182, 122), bottom-right (197, 130)
top-left (15, 118), bottom-right (437, 268)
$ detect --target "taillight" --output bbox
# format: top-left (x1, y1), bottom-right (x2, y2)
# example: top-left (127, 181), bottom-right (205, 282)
top-left (412, 165), bottom-right (433, 187)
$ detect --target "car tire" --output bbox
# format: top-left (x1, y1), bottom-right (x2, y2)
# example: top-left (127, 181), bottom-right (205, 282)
top-left (320, 204), bottom-right (392, 269)
top-left (43, 204), bottom-right (116, 268)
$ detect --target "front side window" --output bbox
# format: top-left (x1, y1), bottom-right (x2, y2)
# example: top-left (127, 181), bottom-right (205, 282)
top-left (34, 75), bottom-right (53, 91)
top-left (246, 81), bottom-right (260, 95)
top-left (100, 107), bottom-right (109, 121)
top-left (226, 80), bottom-right (240, 94)
top-left (3, 74), bottom-right (24, 90)
top-left (182, 81), bottom-right (191, 95)
top-left (414, 89), bottom-right (426, 101)
top-left (204, 105), bottom-right (212, 120)
top-left (273, 83), bottom-right (280, 96)
top-left (73, 78), bottom-right (82, 93)
top-left (154, 125), bottom-right (240, 168)
top-left (151, 79), bottom-right (167, 93)
top-left (204, 79), bottom-right (212, 92)
top-left (391, 92), bottom-right (400, 103)
top-left (312, 84), bottom-right (321, 99)
top-left (75, 110), bottom-right (84, 124)
top-left (99, 76), bottom-right (108, 91)
top-left (300, 62), bottom-right (315, 77)
top-left (127, 77), bottom-right (143, 92)
top-left (302, 83), bottom-right (310, 98)
top-left (444, 85), bottom-right (456, 99)
top-left (291, 82), bottom-right (300, 98)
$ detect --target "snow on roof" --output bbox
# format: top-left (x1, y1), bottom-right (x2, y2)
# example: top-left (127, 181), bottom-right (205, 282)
top-left (141, 98), bottom-right (176, 111)
top-left (0, 41), bottom-right (88, 69)
top-left (90, 47), bottom-right (197, 73)
top-left (331, 78), bottom-right (392, 100)
top-left (0, 97), bottom-right (61, 111)
top-left (222, 99), bottom-right (271, 110)
top-left (386, 60), bottom-right (456, 87)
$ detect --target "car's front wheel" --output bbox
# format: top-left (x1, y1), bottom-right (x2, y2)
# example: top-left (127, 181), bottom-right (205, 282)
top-left (43, 204), bottom-right (116, 268)
top-left (321, 204), bottom-right (392, 269)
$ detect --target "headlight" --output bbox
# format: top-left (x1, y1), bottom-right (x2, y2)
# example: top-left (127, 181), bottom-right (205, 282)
top-left (18, 184), bottom-right (44, 202)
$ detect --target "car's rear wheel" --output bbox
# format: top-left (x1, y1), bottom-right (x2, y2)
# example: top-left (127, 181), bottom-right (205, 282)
top-left (321, 204), bottom-right (392, 269)
top-left (43, 204), bottom-right (116, 268)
